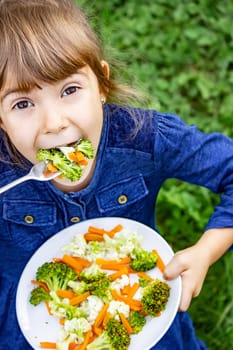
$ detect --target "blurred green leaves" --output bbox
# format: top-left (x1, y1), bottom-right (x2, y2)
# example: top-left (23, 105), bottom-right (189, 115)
top-left (80, 0), bottom-right (233, 135)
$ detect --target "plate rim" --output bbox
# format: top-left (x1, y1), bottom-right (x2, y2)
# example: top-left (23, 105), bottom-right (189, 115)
top-left (16, 217), bottom-right (182, 350)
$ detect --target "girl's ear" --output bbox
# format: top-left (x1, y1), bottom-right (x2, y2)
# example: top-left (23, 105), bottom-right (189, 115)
top-left (101, 60), bottom-right (110, 79)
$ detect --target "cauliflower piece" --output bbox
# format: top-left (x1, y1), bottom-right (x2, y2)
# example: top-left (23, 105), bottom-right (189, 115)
top-left (57, 318), bottom-right (91, 350)
top-left (85, 240), bottom-right (106, 261)
top-left (80, 295), bottom-right (104, 324)
top-left (63, 318), bottom-right (91, 340)
top-left (108, 300), bottom-right (130, 321)
top-left (48, 291), bottom-right (70, 319)
top-left (62, 234), bottom-right (87, 257)
top-left (111, 274), bottom-right (130, 294)
top-left (104, 229), bottom-right (143, 258)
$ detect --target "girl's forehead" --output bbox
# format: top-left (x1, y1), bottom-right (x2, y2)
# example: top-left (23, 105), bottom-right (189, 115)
top-left (1, 74), bottom-right (34, 97)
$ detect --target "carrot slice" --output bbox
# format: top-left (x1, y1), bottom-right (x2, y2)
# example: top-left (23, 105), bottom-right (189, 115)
top-left (103, 312), bottom-right (111, 327)
top-left (94, 303), bottom-right (109, 328)
top-left (152, 249), bottom-right (166, 272)
top-left (108, 267), bottom-right (129, 281)
top-left (46, 163), bottom-right (58, 173)
top-left (128, 282), bottom-right (140, 299)
top-left (93, 326), bottom-right (103, 336)
top-left (110, 289), bottom-right (126, 302)
top-left (40, 342), bottom-right (56, 349)
top-left (72, 256), bottom-right (91, 267)
top-left (69, 291), bottom-right (90, 306)
top-left (98, 263), bottom-right (130, 271)
top-left (68, 343), bottom-right (78, 350)
top-left (61, 254), bottom-right (83, 271)
top-left (86, 224), bottom-right (123, 239)
top-left (31, 280), bottom-right (50, 293)
top-left (88, 226), bottom-right (107, 235)
top-left (106, 224), bottom-right (123, 237)
top-left (84, 233), bottom-right (104, 242)
top-left (44, 301), bottom-right (52, 315)
top-left (75, 330), bottom-right (92, 350)
top-left (59, 318), bottom-right (65, 325)
top-left (75, 150), bottom-right (86, 161)
top-left (56, 289), bottom-right (76, 299)
top-left (79, 159), bottom-right (88, 166)
top-left (95, 257), bottom-right (131, 265)
top-left (126, 299), bottom-right (142, 311)
top-left (119, 313), bottom-right (133, 334)
top-left (121, 284), bottom-right (130, 295)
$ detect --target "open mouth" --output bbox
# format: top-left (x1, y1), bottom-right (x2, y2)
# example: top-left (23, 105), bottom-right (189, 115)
top-left (36, 139), bottom-right (94, 182)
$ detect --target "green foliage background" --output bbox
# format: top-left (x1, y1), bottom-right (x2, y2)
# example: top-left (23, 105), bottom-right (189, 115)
top-left (76, 1), bottom-right (233, 349)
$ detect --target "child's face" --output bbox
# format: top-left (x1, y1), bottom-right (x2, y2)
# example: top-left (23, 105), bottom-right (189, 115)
top-left (0, 65), bottom-right (105, 190)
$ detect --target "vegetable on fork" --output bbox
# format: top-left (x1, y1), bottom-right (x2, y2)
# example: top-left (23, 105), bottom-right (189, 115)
top-left (36, 139), bottom-right (94, 182)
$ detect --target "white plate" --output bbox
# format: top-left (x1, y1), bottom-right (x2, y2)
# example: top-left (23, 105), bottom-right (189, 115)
top-left (16, 217), bottom-right (182, 350)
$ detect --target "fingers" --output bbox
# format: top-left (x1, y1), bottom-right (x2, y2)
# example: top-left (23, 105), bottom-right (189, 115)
top-left (179, 272), bottom-right (197, 311)
top-left (163, 251), bottom-right (188, 280)
top-left (163, 248), bottom-right (208, 311)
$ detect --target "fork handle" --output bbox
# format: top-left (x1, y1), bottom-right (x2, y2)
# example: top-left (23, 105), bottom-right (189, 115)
top-left (0, 175), bottom-right (30, 194)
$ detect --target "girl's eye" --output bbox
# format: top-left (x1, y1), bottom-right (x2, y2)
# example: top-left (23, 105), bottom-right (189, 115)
top-left (62, 86), bottom-right (79, 96)
top-left (13, 100), bottom-right (33, 110)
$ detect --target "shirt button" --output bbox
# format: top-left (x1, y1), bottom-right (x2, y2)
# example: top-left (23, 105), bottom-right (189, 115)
top-left (118, 194), bottom-right (128, 204)
top-left (24, 215), bottom-right (34, 224)
top-left (70, 216), bottom-right (81, 223)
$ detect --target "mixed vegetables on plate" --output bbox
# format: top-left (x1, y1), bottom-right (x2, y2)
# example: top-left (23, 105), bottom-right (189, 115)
top-left (36, 139), bottom-right (94, 181)
top-left (29, 224), bottom-right (170, 350)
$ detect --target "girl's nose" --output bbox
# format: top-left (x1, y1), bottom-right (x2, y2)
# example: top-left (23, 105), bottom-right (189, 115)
top-left (41, 110), bottom-right (69, 134)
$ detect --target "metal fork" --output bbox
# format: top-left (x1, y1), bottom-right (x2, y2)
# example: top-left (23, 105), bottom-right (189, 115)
top-left (0, 161), bottom-right (61, 194)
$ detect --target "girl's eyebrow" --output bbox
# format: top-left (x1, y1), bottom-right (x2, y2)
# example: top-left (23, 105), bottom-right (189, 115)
top-left (1, 87), bottom-right (26, 103)
top-left (1, 71), bottom-right (88, 103)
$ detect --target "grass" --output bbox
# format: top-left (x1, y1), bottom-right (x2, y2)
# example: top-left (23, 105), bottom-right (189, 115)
top-left (76, 0), bottom-right (233, 348)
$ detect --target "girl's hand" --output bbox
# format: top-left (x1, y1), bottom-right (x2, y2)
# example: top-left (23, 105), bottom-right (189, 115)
top-left (163, 244), bottom-right (210, 311)
top-left (163, 228), bottom-right (233, 311)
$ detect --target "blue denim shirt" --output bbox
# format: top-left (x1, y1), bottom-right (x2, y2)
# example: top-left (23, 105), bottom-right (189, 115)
top-left (1, 103), bottom-right (233, 350)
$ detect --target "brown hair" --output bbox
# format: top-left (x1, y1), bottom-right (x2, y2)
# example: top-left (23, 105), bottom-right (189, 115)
top-left (0, 0), bottom-right (110, 94)
top-left (0, 0), bottom-right (142, 164)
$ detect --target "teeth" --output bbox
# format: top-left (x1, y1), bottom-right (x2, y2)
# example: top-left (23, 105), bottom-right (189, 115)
top-left (67, 139), bottom-right (82, 147)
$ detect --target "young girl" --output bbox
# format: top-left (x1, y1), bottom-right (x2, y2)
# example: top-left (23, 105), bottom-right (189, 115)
top-left (0, 1), bottom-right (233, 349)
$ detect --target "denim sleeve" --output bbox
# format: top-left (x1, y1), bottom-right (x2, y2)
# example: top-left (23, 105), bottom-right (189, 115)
top-left (155, 112), bottom-right (233, 230)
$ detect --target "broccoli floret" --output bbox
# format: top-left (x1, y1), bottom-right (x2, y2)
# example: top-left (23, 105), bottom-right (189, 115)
top-left (35, 262), bottom-right (77, 292)
top-left (68, 280), bottom-right (88, 295)
top-left (130, 247), bottom-right (158, 272)
top-left (128, 311), bottom-right (146, 334)
top-left (36, 148), bottom-right (82, 182)
top-left (69, 277), bottom-right (112, 303)
top-left (141, 279), bottom-right (170, 316)
top-left (29, 286), bottom-right (52, 306)
top-left (78, 264), bottom-right (112, 302)
top-left (106, 319), bottom-right (130, 350)
top-left (80, 263), bottom-right (107, 283)
top-left (87, 331), bottom-right (113, 350)
top-left (87, 276), bottom-right (112, 302)
top-left (87, 319), bottom-right (130, 350)
top-left (48, 291), bottom-right (84, 320)
top-left (138, 275), bottom-right (151, 287)
top-left (76, 139), bottom-right (94, 159)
